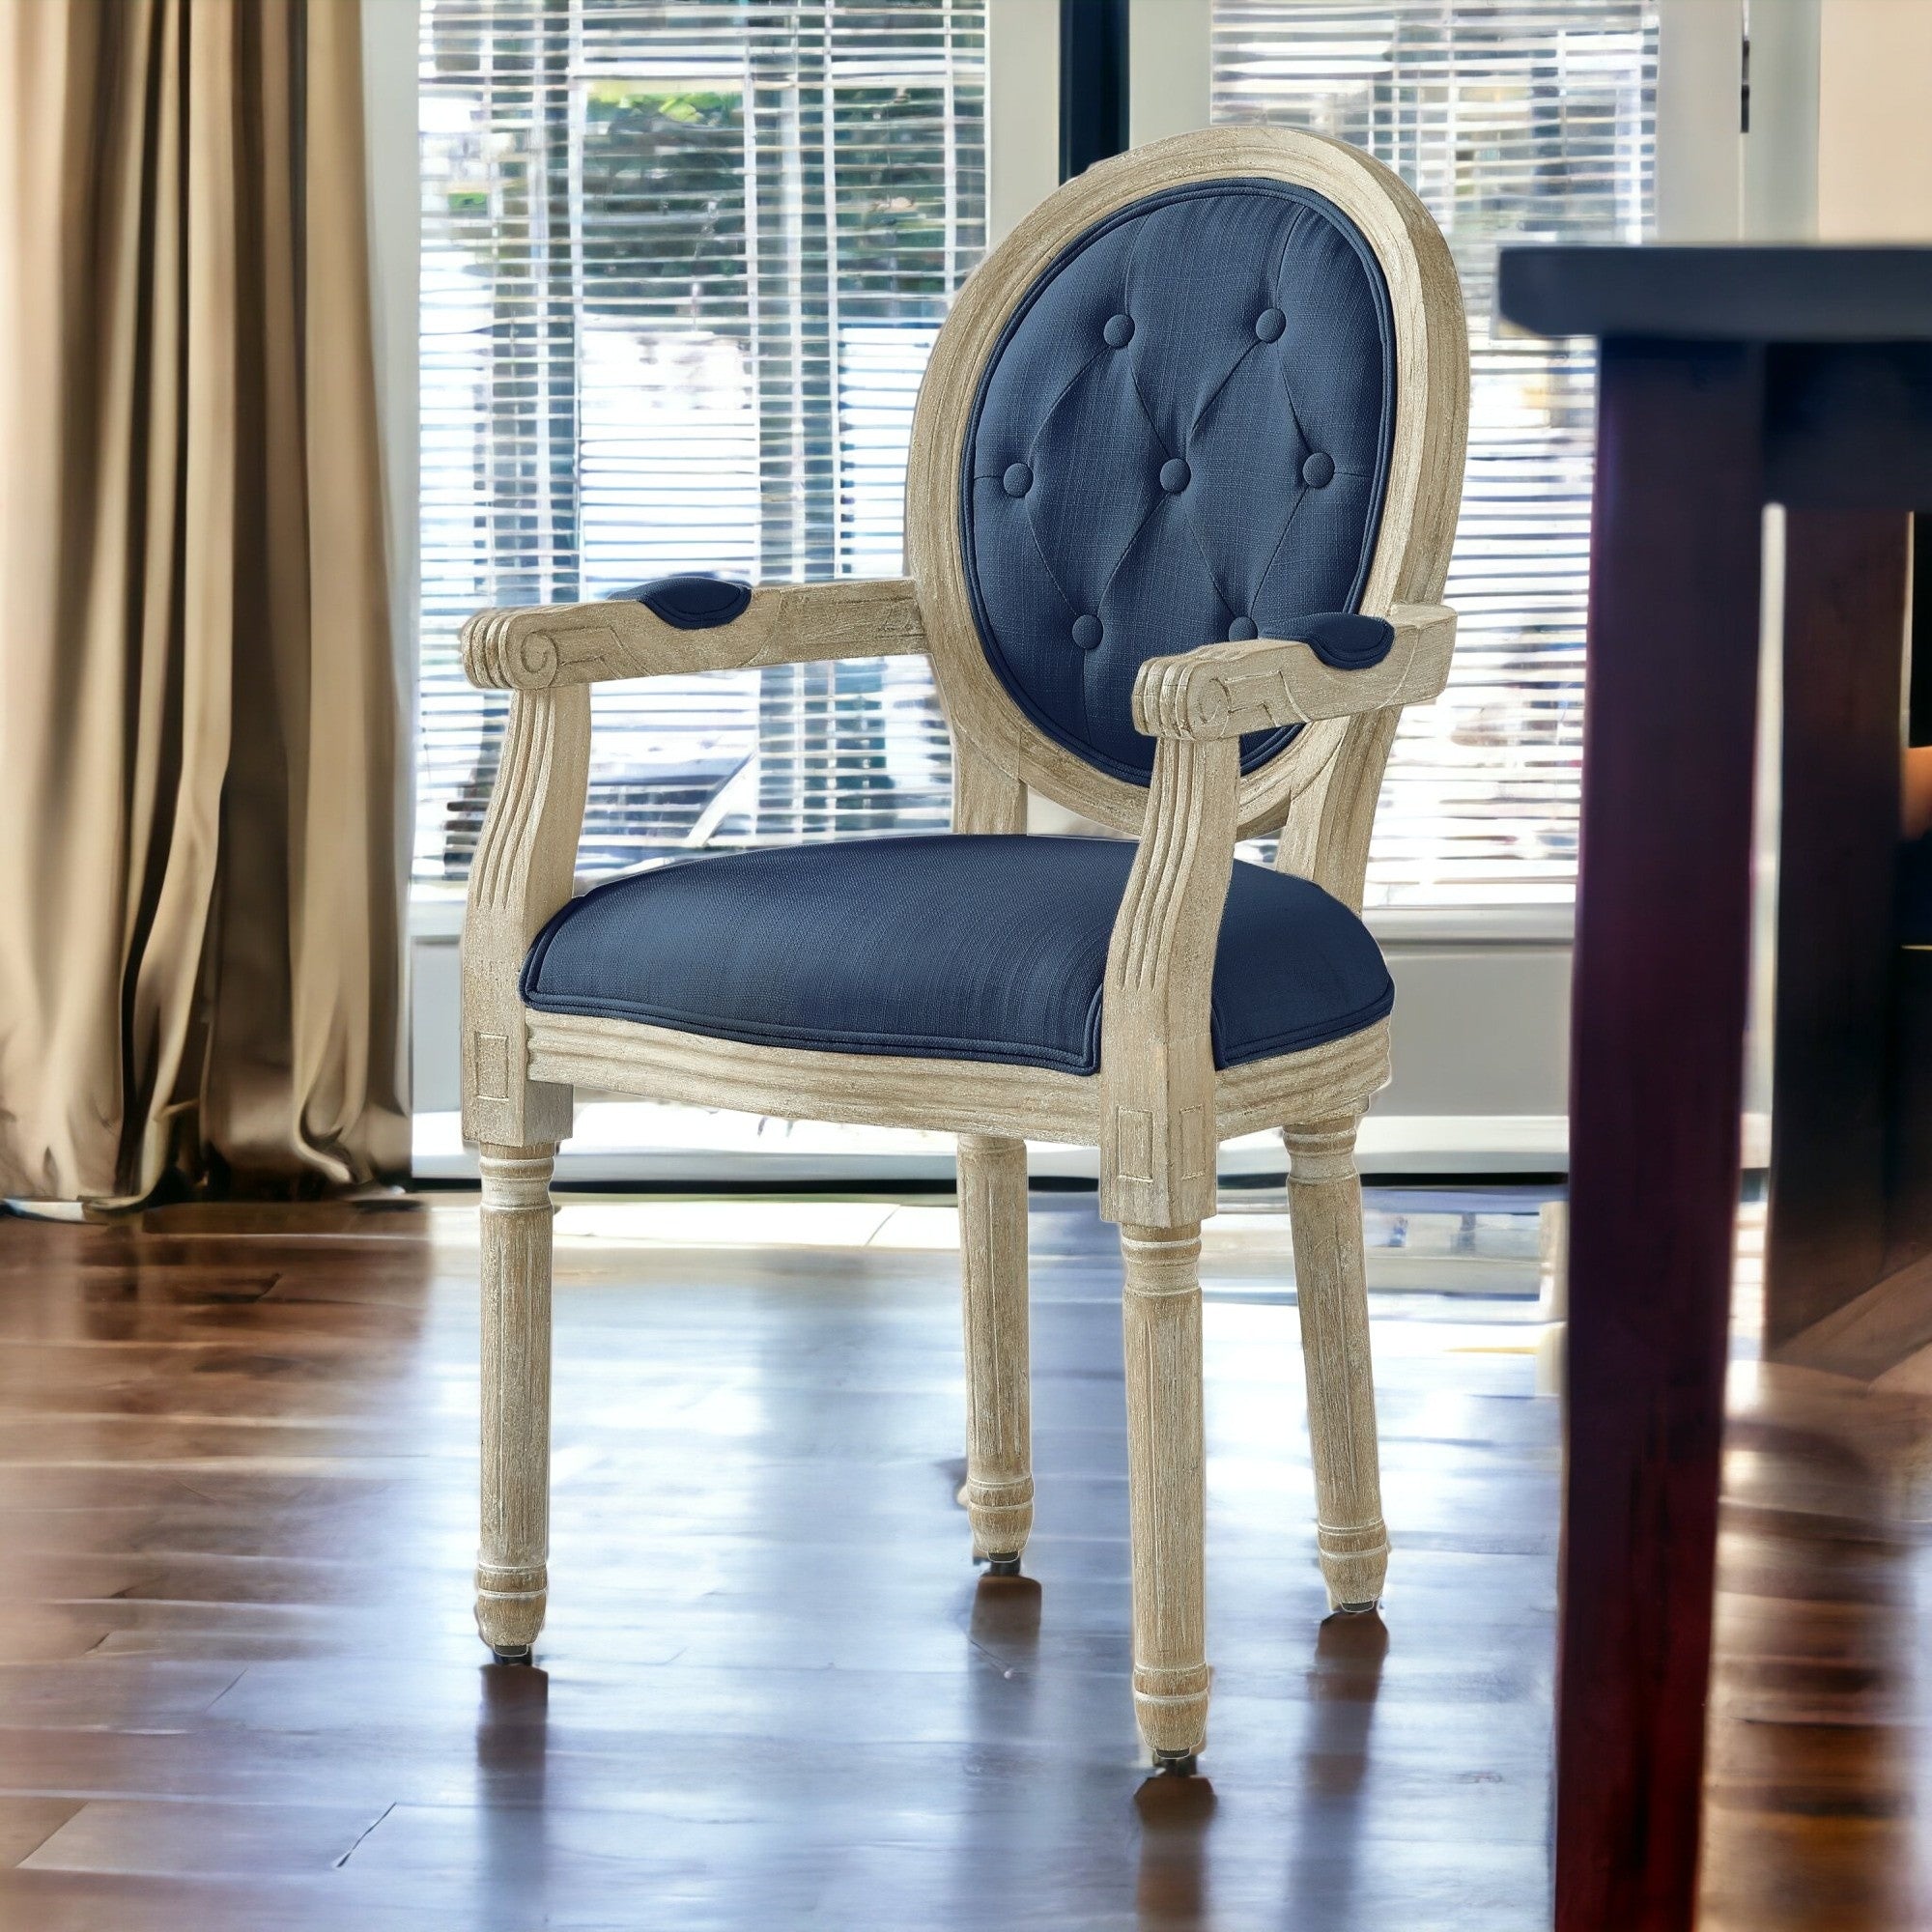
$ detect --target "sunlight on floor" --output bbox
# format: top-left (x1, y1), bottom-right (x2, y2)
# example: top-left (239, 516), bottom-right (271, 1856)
top-left (423, 1185), bottom-right (1559, 1301)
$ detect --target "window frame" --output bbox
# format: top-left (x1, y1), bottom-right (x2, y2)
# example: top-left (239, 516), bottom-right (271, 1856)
top-left (371, 0), bottom-right (1747, 1163)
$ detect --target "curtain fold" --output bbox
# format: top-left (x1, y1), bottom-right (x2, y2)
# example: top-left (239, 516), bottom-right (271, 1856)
top-left (0, 0), bottom-right (406, 1202)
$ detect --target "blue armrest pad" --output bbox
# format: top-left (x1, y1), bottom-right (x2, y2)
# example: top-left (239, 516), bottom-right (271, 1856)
top-left (1289, 611), bottom-right (1398, 670)
top-left (606, 573), bottom-right (753, 630)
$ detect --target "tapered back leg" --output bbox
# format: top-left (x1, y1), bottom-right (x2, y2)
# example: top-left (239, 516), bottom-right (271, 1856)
top-left (1284, 1117), bottom-right (1388, 1611)
top-left (956, 1134), bottom-right (1034, 1566)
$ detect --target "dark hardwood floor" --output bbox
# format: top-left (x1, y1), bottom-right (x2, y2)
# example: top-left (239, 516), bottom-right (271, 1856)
top-left (0, 1187), bottom-right (1918, 1929)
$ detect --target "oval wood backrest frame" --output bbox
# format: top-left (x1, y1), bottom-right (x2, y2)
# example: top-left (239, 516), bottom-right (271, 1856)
top-left (906, 126), bottom-right (1468, 838)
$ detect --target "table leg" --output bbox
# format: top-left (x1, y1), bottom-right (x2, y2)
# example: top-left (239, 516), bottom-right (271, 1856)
top-left (1555, 340), bottom-right (1767, 1932)
top-left (1765, 511), bottom-right (1912, 1350)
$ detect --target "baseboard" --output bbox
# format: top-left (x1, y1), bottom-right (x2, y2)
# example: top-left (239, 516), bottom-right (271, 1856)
top-left (412, 1104), bottom-right (1750, 1185)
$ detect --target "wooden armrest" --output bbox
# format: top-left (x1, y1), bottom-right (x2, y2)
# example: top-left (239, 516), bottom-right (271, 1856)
top-left (1095, 602), bottom-right (1454, 1219)
top-left (462, 577), bottom-right (927, 691)
top-left (1131, 603), bottom-right (1457, 740)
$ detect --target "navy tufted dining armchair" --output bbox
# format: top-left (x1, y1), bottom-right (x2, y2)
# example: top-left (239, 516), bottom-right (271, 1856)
top-left (458, 128), bottom-right (1467, 1775)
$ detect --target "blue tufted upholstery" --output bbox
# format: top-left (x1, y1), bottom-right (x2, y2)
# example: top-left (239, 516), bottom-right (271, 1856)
top-left (963, 181), bottom-right (1396, 783)
top-left (521, 836), bottom-right (1393, 1074)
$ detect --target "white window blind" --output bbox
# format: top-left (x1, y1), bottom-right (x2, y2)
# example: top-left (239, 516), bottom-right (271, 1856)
top-left (1215, 3), bottom-right (1657, 904)
top-left (417, 1), bottom-right (985, 890)
top-left (421, 2), bottom-right (1652, 908)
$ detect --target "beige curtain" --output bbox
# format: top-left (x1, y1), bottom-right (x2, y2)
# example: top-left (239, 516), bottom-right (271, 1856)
top-left (0, 0), bottom-right (406, 1202)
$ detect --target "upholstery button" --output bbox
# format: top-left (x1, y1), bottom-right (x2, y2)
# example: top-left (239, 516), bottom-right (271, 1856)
top-left (1103, 313), bottom-right (1135, 349)
top-left (1227, 616), bottom-right (1258, 641)
top-left (1255, 307), bottom-right (1286, 342)
top-left (1002, 462), bottom-right (1033, 497)
top-left (1302, 450), bottom-right (1336, 488)
top-left (1071, 614), bottom-right (1103, 650)
top-left (1159, 458), bottom-right (1191, 494)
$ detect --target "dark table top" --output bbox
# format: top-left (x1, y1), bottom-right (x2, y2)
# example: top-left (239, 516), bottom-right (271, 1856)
top-left (1497, 244), bottom-right (1932, 343)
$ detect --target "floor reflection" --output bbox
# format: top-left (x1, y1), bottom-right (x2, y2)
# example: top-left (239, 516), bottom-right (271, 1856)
top-left (968, 1568), bottom-right (1043, 1655)
top-left (1303, 1609), bottom-right (1389, 1792)
top-left (476, 1658), bottom-right (551, 1908)
top-left (1134, 1770), bottom-right (1217, 1927)
top-left (1699, 1378), bottom-right (1930, 1930)
top-left (1279, 1607), bottom-right (1389, 1921)
top-left (475, 1656), bottom-right (551, 1789)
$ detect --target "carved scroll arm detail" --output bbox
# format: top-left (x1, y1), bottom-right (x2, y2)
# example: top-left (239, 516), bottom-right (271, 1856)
top-left (1131, 602), bottom-right (1456, 741)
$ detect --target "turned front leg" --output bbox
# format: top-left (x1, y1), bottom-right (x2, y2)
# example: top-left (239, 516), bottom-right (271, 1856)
top-left (1121, 1224), bottom-right (1211, 1765)
top-left (1284, 1119), bottom-right (1388, 1612)
top-left (957, 1134), bottom-right (1034, 1567)
top-left (476, 1143), bottom-right (555, 1659)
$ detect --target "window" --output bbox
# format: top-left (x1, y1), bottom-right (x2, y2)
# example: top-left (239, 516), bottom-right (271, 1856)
top-left (1214, 2), bottom-right (1657, 904)
top-left (419, 1), bottom-right (1653, 911)
top-left (418, 1), bottom-right (986, 892)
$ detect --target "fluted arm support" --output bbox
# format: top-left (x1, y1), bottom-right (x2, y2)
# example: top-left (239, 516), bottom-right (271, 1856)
top-left (460, 687), bottom-right (593, 1148)
top-left (1098, 732), bottom-right (1241, 1229)
top-left (462, 577), bottom-right (927, 691)
top-left (1131, 602), bottom-right (1456, 740)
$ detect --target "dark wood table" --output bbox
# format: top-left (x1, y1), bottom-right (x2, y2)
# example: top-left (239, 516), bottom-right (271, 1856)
top-left (1496, 246), bottom-right (1932, 1932)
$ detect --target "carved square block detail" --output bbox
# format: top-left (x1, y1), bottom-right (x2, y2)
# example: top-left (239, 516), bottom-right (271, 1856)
top-left (1179, 1105), bottom-right (1208, 1180)
top-left (473, 1032), bottom-right (512, 1102)
top-left (1115, 1107), bottom-right (1154, 1183)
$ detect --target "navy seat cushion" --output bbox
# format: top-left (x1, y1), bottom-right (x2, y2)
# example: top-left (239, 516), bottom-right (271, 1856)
top-left (521, 835), bottom-right (1393, 1076)
top-left (963, 179), bottom-right (1396, 785)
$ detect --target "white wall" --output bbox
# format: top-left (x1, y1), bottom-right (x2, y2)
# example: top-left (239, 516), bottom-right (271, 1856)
top-left (986, 0), bottom-right (1058, 243)
top-left (1128, 0), bottom-right (1209, 148)
top-left (1745, 0), bottom-right (1821, 240)
top-left (1656, 0), bottom-right (1744, 241)
top-left (1666, 0), bottom-right (1932, 242)
top-left (1816, 0), bottom-right (1932, 240)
